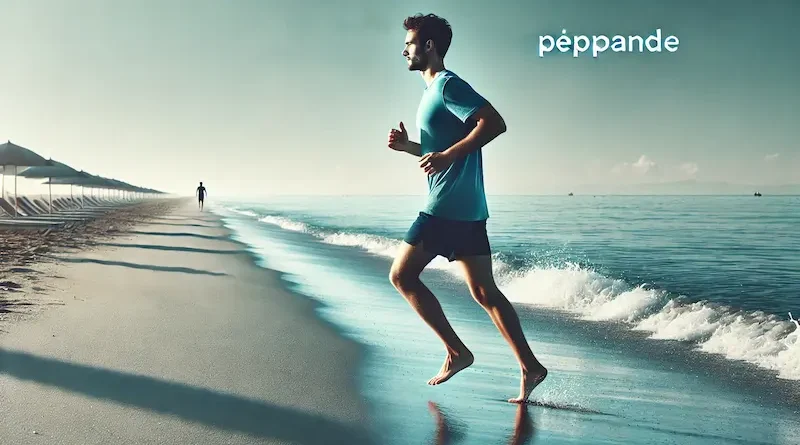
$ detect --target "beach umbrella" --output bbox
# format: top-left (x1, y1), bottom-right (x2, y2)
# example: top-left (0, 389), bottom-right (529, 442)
top-left (45, 172), bottom-right (84, 208)
top-left (18, 158), bottom-right (82, 213)
top-left (0, 141), bottom-right (51, 216)
top-left (106, 179), bottom-right (134, 199)
top-left (46, 172), bottom-right (114, 208)
top-left (103, 178), bottom-right (130, 199)
top-left (94, 176), bottom-right (118, 197)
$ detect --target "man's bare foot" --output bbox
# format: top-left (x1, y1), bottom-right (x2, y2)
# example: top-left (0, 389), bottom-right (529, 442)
top-left (428, 350), bottom-right (474, 385)
top-left (508, 366), bottom-right (547, 403)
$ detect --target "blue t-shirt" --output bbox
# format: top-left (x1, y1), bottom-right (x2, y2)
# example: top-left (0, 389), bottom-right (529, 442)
top-left (416, 70), bottom-right (489, 221)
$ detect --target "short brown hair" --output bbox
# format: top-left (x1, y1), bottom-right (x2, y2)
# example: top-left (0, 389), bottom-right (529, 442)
top-left (403, 14), bottom-right (453, 58)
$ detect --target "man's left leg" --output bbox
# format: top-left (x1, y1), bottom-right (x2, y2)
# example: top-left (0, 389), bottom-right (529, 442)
top-left (455, 254), bottom-right (548, 403)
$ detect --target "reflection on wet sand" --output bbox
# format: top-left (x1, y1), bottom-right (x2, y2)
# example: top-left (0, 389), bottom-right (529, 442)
top-left (428, 401), bottom-right (535, 444)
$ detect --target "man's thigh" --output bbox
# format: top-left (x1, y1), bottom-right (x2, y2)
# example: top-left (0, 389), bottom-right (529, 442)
top-left (454, 254), bottom-right (497, 290)
top-left (391, 241), bottom-right (437, 279)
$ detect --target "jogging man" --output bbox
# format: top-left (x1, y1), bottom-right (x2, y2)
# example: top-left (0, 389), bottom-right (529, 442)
top-left (387, 13), bottom-right (548, 403)
top-left (196, 182), bottom-right (207, 210)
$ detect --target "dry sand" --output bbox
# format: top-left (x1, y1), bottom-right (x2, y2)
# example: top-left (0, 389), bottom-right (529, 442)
top-left (0, 200), bottom-right (181, 319)
top-left (0, 199), bottom-right (374, 444)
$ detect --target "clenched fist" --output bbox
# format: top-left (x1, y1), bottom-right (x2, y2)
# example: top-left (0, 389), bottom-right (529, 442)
top-left (388, 122), bottom-right (409, 151)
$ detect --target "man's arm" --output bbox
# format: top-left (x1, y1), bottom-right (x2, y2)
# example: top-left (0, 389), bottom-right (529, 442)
top-left (442, 104), bottom-right (506, 161)
top-left (402, 141), bottom-right (422, 157)
top-left (388, 121), bottom-right (422, 157)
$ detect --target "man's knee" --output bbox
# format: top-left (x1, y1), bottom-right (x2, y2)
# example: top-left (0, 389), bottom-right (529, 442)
top-left (388, 266), bottom-right (404, 289)
top-left (468, 283), bottom-right (503, 307)
top-left (389, 266), bottom-right (419, 291)
top-left (390, 242), bottom-right (435, 292)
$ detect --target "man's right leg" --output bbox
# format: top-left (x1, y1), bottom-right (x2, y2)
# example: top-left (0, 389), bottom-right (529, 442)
top-left (389, 241), bottom-right (474, 385)
top-left (456, 254), bottom-right (547, 403)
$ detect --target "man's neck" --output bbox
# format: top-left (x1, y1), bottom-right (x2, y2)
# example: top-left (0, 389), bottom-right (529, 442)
top-left (421, 61), bottom-right (446, 87)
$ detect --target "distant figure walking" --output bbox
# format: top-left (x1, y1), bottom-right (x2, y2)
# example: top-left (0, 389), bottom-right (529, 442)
top-left (789, 312), bottom-right (800, 332)
top-left (196, 182), bottom-right (207, 211)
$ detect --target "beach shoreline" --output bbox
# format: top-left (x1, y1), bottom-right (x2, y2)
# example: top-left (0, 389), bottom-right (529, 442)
top-left (0, 199), bottom-right (375, 444)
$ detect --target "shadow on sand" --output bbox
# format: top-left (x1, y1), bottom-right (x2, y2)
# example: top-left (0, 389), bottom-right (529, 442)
top-left (54, 257), bottom-right (228, 276)
top-left (94, 242), bottom-right (244, 256)
top-left (147, 222), bottom-right (216, 228)
top-left (123, 230), bottom-right (228, 241)
top-left (0, 348), bottom-right (373, 444)
top-left (154, 216), bottom-right (216, 223)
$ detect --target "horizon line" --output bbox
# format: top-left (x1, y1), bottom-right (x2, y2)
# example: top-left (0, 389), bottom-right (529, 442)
top-left (201, 193), bottom-right (800, 198)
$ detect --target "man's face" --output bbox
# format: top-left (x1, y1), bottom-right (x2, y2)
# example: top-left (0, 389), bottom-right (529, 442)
top-left (402, 30), bottom-right (428, 71)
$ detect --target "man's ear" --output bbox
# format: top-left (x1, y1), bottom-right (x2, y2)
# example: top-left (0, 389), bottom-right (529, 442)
top-left (425, 39), bottom-right (434, 53)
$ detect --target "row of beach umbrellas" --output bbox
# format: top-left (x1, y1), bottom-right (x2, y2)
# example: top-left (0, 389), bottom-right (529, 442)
top-left (0, 140), bottom-right (164, 217)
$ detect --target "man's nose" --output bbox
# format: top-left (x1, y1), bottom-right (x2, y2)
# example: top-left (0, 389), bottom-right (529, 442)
top-left (402, 49), bottom-right (408, 57)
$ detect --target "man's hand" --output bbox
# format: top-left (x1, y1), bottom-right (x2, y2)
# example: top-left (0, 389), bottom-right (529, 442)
top-left (388, 122), bottom-right (409, 151)
top-left (419, 151), bottom-right (454, 176)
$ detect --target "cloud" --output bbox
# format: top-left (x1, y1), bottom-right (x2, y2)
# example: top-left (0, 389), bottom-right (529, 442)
top-left (633, 155), bottom-right (657, 174)
top-left (613, 155), bottom-right (657, 176)
top-left (765, 153), bottom-right (780, 161)
top-left (611, 156), bottom-right (702, 183)
top-left (680, 162), bottom-right (699, 176)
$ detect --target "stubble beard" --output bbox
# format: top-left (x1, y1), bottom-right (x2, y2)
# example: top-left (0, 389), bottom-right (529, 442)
top-left (407, 54), bottom-right (427, 71)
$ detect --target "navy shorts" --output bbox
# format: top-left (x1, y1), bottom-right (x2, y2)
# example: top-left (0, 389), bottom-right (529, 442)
top-left (403, 212), bottom-right (491, 262)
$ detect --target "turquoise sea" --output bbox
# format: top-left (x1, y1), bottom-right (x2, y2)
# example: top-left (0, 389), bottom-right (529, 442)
top-left (214, 195), bottom-right (800, 444)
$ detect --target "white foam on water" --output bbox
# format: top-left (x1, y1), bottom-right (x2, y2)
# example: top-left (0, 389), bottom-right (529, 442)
top-left (500, 264), bottom-right (663, 323)
top-left (634, 301), bottom-right (800, 380)
top-left (258, 215), bottom-right (311, 233)
top-left (320, 232), bottom-right (402, 259)
top-left (633, 300), bottom-right (724, 341)
top-left (224, 207), bottom-right (258, 218)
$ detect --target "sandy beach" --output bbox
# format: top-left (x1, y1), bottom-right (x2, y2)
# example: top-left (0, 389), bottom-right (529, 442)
top-left (0, 199), bottom-right (374, 444)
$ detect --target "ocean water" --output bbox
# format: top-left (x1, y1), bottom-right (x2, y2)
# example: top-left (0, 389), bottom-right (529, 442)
top-left (214, 195), bottom-right (800, 444)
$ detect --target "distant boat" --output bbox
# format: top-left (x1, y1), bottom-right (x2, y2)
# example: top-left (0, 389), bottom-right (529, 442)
top-left (568, 192), bottom-right (574, 196)
top-left (754, 192), bottom-right (762, 197)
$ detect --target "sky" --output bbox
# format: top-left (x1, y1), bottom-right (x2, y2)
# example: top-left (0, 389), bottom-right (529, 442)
top-left (1, 0), bottom-right (798, 197)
